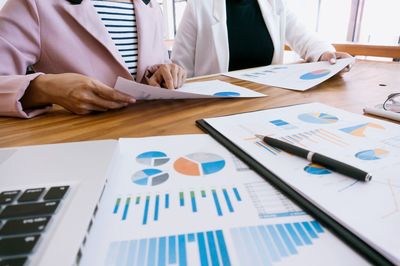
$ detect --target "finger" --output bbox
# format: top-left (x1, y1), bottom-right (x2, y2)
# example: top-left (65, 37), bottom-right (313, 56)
top-left (171, 65), bottom-right (179, 89)
top-left (91, 80), bottom-right (136, 103)
top-left (326, 52), bottom-right (337, 64)
top-left (178, 68), bottom-right (186, 88)
top-left (148, 77), bottom-right (162, 87)
top-left (159, 67), bottom-right (175, 90)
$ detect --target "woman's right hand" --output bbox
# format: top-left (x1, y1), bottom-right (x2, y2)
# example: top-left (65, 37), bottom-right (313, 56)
top-left (21, 73), bottom-right (136, 115)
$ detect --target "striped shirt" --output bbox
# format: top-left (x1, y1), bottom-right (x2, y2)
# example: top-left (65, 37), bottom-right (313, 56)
top-left (92, 0), bottom-right (138, 79)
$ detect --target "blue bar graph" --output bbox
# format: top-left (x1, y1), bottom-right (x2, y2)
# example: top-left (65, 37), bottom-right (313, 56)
top-left (231, 221), bottom-right (325, 265)
top-left (106, 230), bottom-right (231, 266)
top-left (112, 188), bottom-right (243, 224)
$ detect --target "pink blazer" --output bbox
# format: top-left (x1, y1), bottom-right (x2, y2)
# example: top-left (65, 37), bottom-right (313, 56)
top-left (0, 0), bottom-right (170, 118)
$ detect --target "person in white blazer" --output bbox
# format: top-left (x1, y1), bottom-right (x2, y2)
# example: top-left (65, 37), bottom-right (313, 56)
top-left (171, 0), bottom-right (351, 78)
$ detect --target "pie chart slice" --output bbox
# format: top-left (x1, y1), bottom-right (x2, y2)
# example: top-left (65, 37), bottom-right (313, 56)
top-left (300, 69), bottom-right (331, 80)
top-left (174, 153), bottom-right (226, 176)
top-left (298, 112), bottom-right (338, 124)
top-left (214, 91), bottom-right (241, 97)
top-left (132, 169), bottom-right (169, 186)
top-left (355, 149), bottom-right (388, 161)
top-left (136, 151), bottom-right (170, 166)
top-left (304, 163), bottom-right (332, 175)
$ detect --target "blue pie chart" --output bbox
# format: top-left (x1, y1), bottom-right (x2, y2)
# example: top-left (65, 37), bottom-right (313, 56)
top-left (132, 169), bottom-right (169, 186)
top-left (136, 151), bottom-right (170, 166)
top-left (298, 112), bottom-right (338, 124)
top-left (213, 91), bottom-right (241, 97)
top-left (304, 163), bottom-right (332, 175)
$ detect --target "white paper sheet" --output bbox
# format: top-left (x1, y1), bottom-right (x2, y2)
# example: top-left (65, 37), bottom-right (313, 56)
top-left (224, 58), bottom-right (355, 91)
top-left (115, 78), bottom-right (266, 100)
top-left (80, 135), bottom-right (367, 266)
top-left (203, 103), bottom-right (400, 264)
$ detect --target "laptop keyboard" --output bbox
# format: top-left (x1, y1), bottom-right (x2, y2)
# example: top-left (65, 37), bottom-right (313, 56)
top-left (0, 186), bottom-right (69, 266)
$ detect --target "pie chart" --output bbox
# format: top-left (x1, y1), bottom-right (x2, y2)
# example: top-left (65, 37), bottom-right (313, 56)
top-left (300, 69), bottom-right (331, 80)
top-left (298, 112), bottom-right (338, 124)
top-left (304, 163), bottom-right (332, 175)
top-left (174, 153), bottom-right (226, 176)
top-left (136, 151), bottom-right (170, 166)
top-left (214, 91), bottom-right (241, 97)
top-left (355, 149), bottom-right (388, 161)
top-left (132, 169), bottom-right (169, 186)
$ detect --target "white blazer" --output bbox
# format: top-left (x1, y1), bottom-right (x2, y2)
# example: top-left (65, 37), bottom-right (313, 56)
top-left (172, 0), bottom-right (335, 77)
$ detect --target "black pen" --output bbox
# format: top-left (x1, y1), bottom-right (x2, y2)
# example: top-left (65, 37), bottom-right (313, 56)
top-left (256, 134), bottom-right (372, 182)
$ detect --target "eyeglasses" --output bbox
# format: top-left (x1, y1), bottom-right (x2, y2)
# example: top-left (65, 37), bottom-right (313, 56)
top-left (383, 93), bottom-right (400, 113)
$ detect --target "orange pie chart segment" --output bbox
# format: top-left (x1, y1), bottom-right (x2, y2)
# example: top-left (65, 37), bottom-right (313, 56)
top-left (173, 157), bottom-right (201, 176)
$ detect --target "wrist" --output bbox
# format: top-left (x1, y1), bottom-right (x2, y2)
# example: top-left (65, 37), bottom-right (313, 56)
top-left (21, 74), bottom-right (55, 109)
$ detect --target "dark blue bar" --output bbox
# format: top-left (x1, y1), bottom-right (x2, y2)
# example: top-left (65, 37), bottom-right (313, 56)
top-left (180, 192), bottom-right (185, 206)
top-left (122, 197), bottom-right (130, 220)
top-left (232, 188), bottom-right (242, 201)
top-left (168, 236), bottom-right (177, 264)
top-left (190, 191), bottom-right (198, 213)
top-left (197, 232), bottom-right (209, 266)
top-left (158, 237), bottom-right (166, 266)
top-left (302, 222), bottom-right (318, 238)
top-left (284, 223), bottom-right (303, 246)
top-left (212, 190), bottom-right (223, 216)
top-left (276, 224), bottom-right (297, 255)
top-left (216, 230), bottom-right (231, 266)
top-left (267, 225), bottom-right (288, 257)
top-left (178, 235), bottom-right (187, 266)
top-left (113, 198), bottom-right (120, 213)
top-left (148, 238), bottom-right (157, 266)
top-left (188, 233), bottom-right (195, 242)
top-left (294, 223), bottom-right (312, 245)
top-left (165, 194), bottom-right (169, 209)
top-left (311, 221), bottom-right (324, 233)
top-left (222, 189), bottom-right (234, 213)
top-left (206, 231), bottom-right (220, 266)
top-left (154, 195), bottom-right (160, 221)
top-left (143, 196), bottom-right (150, 225)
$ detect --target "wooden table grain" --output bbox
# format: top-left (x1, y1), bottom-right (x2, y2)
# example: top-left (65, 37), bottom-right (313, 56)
top-left (0, 60), bottom-right (399, 148)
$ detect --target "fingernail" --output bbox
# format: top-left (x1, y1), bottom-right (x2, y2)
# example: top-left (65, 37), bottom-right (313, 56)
top-left (330, 58), bottom-right (336, 64)
top-left (129, 98), bottom-right (136, 103)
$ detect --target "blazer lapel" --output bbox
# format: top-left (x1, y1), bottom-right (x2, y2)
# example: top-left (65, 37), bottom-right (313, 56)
top-left (211, 0), bottom-right (229, 72)
top-left (63, 0), bottom-right (132, 79)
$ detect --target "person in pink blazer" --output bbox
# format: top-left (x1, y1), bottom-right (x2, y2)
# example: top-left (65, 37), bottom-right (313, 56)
top-left (0, 0), bottom-right (186, 118)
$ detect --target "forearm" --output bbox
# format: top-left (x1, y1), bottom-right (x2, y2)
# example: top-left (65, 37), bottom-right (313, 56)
top-left (20, 74), bottom-right (53, 110)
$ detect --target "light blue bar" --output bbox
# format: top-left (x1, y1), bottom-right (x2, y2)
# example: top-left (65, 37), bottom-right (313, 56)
top-left (222, 189), bottom-right (234, 213)
top-left (267, 225), bottom-right (288, 257)
top-left (188, 233), bottom-right (195, 242)
top-left (257, 226), bottom-right (280, 262)
top-left (276, 224), bottom-right (297, 255)
top-left (302, 222), bottom-right (318, 238)
top-left (232, 188), bottom-right (242, 201)
top-left (116, 240), bottom-right (129, 265)
top-left (148, 238), bottom-right (157, 266)
top-left (113, 198), bottom-right (120, 213)
top-left (165, 194), bottom-right (169, 209)
top-left (230, 228), bottom-right (248, 265)
top-left (190, 191), bottom-right (198, 213)
top-left (284, 223), bottom-right (303, 246)
top-left (311, 221), bottom-right (324, 233)
top-left (215, 230), bottom-right (231, 266)
top-left (206, 231), bottom-right (220, 266)
top-left (238, 228), bottom-right (259, 266)
top-left (158, 237), bottom-right (167, 266)
top-left (294, 223), bottom-right (312, 245)
top-left (122, 197), bottom-right (130, 220)
top-left (212, 190), bottom-right (223, 216)
top-left (154, 195), bottom-right (160, 221)
top-left (178, 234), bottom-right (187, 266)
top-left (168, 236), bottom-right (177, 264)
top-left (143, 196), bottom-right (150, 225)
top-left (137, 239), bottom-right (147, 266)
top-left (197, 232), bottom-right (209, 266)
top-left (249, 227), bottom-right (271, 266)
top-left (105, 241), bottom-right (119, 265)
top-left (126, 240), bottom-right (138, 266)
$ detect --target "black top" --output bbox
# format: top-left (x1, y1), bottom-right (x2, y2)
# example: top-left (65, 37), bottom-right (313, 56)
top-left (226, 0), bottom-right (274, 71)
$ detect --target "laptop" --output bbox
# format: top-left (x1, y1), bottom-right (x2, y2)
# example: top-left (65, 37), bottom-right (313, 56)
top-left (0, 140), bottom-right (118, 266)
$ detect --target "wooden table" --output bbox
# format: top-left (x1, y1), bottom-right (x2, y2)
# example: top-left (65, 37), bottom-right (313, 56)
top-left (0, 60), bottom-right (399, 148)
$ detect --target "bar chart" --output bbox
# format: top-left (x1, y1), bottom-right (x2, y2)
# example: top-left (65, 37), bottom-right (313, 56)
top-left (279, 129), bottom-right (348, 148)
top-left (112, 187), bottom-right (243, 225)
top-left (104, 220), bottom-right (325, 266)
top-left (231, 220), bottom-right (325, 265)
top-left (245, 181), bottom-right (305, 219)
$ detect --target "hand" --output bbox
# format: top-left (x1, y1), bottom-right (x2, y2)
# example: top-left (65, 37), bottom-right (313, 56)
top-left (147, 64), bottom-right (186, 90)
top-left (319, 51), bottom-right (353, 73)
top-left (21, 73), bottom-right (136, 115)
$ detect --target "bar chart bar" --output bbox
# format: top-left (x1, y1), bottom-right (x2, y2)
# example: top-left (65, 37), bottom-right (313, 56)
top-left (122, 197), bottom-right (131, 221)
top-left (154, 195), bottom-right (160, 221)
top-left (165, 194), bottom-right (169, 209)
top-left (168, 236), bottom-right (177, 264)
top-left (143, 196), bottom-right (150, 225)
top-left (212, 189), bottom-right (223, 216)
top-left (222, 189), bottom-right (234, 212)
top-left (233, 188), bottom-right (242, 201)
top-left (190, 191), bottom-right (197, 213)
top-left (180, 192), bottom-right (185, 206)
top-left (114, 198), bottom-right (121, 213)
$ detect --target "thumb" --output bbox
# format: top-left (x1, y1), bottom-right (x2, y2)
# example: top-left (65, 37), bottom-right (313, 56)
top-left (327, 52), bottom-right (337, 64)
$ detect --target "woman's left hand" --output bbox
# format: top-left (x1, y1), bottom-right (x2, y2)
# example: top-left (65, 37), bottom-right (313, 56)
top-left (319, 51), bottom-right (353, 73)
top-left (148, 63), bottom-right (187, 89)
